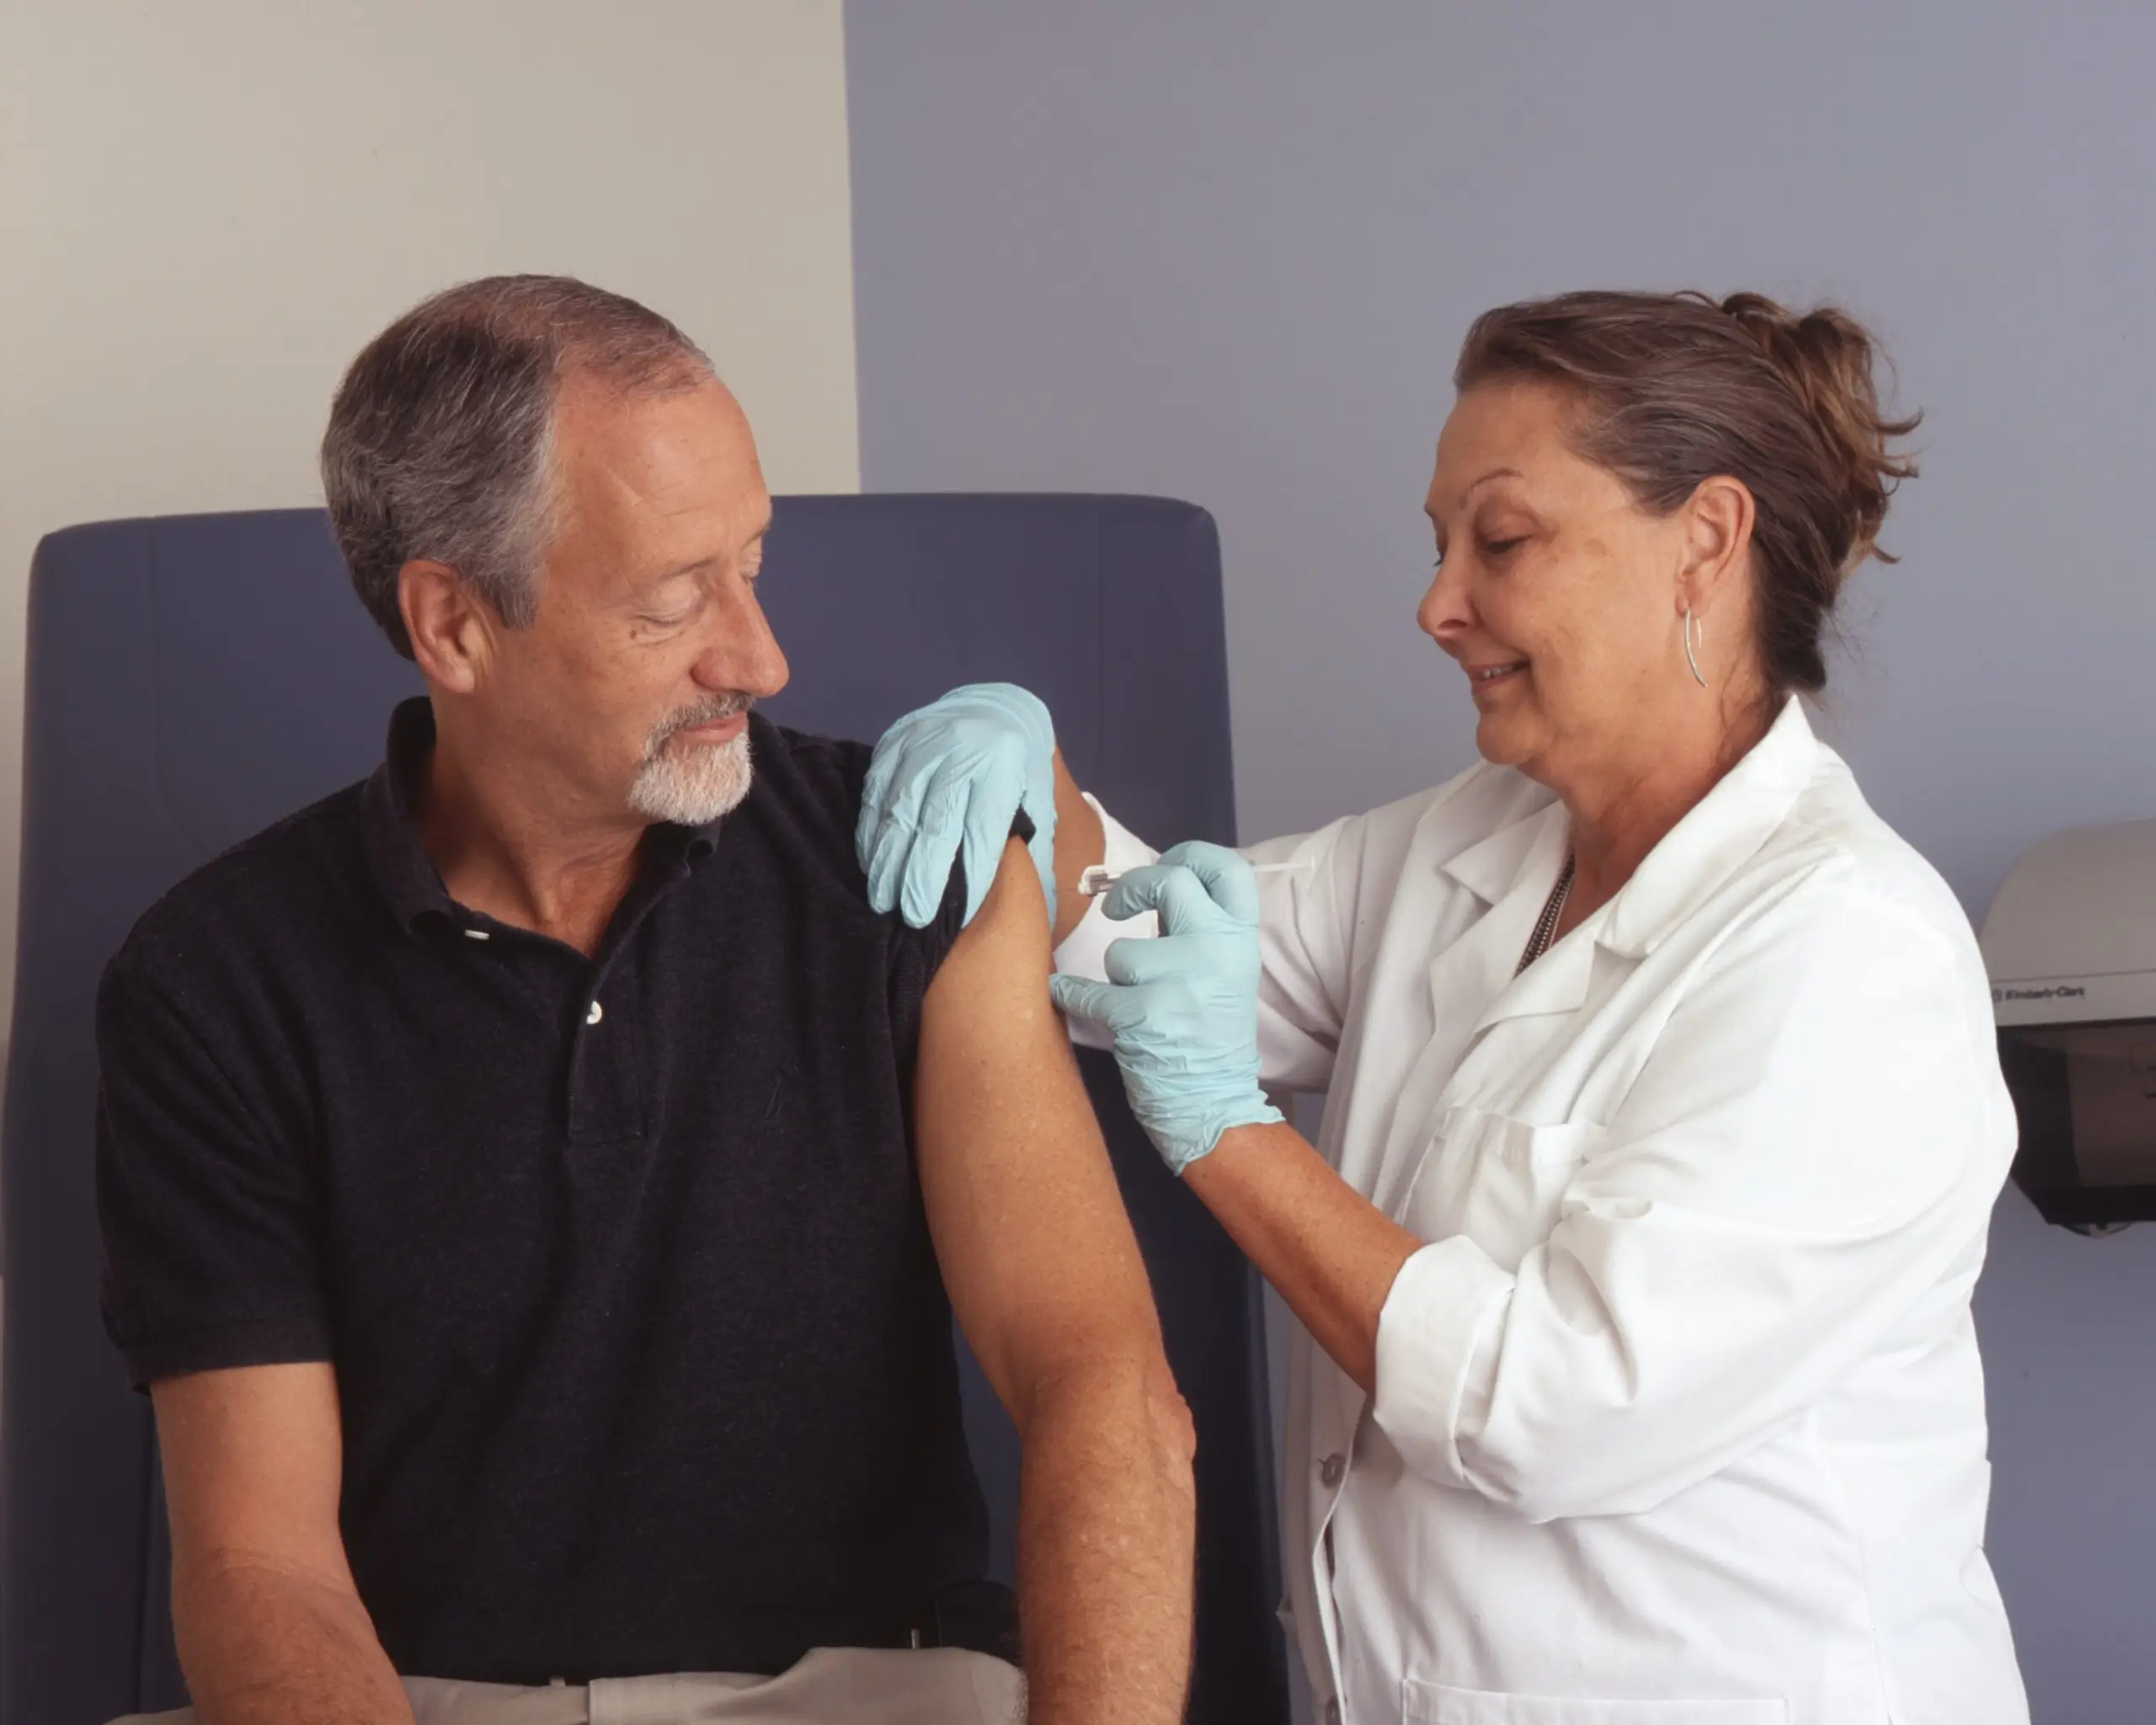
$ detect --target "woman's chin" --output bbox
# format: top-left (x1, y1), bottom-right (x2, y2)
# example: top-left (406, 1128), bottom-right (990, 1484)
top-left (1473, 708), bottom-right (1534, 769)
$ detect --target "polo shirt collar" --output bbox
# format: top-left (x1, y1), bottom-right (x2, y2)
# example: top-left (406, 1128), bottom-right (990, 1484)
top-left (360, 697), bottom-right (724, 937)
top-left (362, 699), bottom-right (457, 934)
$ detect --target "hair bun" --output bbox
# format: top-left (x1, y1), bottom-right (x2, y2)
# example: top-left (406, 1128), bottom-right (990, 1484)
top-left (1717, 292), bottom-right (1921, 578)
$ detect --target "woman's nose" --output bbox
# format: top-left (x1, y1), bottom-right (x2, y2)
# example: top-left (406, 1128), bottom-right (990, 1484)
top-left (1417, 558), bottom-right (1472, 644)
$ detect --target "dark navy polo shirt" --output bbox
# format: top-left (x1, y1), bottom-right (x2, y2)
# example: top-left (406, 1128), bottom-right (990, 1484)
top-left (94, 699), bottom-right (990, 1683)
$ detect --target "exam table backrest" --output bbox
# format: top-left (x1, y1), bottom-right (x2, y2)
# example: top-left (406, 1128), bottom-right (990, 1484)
top-left (1, 499), bottom-right (1288, 1725)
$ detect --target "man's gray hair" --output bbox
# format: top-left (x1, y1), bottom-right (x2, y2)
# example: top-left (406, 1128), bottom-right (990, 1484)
top-left (321, 275), bottom-right (714, 659)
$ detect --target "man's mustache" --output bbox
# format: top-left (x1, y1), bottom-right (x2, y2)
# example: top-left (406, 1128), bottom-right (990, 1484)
top-left (646, 692), bottom-right (754, 756)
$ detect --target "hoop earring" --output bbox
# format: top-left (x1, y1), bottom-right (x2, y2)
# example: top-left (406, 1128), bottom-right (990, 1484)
top-left (1682, 606), bottom-right (1708, 689)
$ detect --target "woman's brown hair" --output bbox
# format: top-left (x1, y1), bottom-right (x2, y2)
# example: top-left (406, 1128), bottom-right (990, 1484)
top-left (1454, 289), bottom-right (1920, 698)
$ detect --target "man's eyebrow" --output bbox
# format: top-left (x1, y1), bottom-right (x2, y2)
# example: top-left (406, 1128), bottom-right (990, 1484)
top-left (645, 555), bottom-right (723, 585)
top-left (641, 515), bottom-right (775, 588)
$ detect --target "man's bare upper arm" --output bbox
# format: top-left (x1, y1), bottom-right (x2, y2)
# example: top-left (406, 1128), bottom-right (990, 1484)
top-left (152, 1362), bottom-right (355, 1590)
top-left (915, 839), bottom-right (1164, 1425)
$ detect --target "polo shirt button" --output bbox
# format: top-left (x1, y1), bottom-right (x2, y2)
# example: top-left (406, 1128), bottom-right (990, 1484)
top-left (1319, 1452), bottom-right (1345, 1488)
top-left (586, 1000), bottom-right (604, 1026)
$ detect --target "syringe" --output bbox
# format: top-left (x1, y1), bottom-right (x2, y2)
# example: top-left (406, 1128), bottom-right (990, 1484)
top-left (1077, 860), bottom-right (1313, 898)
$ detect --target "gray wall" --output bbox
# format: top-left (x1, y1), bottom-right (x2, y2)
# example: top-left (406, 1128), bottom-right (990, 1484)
top-left (844, 4), bottom-right (2156, 1719)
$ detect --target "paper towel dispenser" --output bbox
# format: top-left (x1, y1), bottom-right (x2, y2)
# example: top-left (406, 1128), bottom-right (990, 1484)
top-left (1981, 820), bottom-right (2156, 1231)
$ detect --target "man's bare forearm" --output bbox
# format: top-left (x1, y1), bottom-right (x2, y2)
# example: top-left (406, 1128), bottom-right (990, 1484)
top-left (174, 1556), bottom-right (411, 1725)
top-left (1015, 1354), bottom-right (1197, 1725)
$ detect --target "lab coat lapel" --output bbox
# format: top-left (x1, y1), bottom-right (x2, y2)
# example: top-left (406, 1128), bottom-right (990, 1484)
top-left (1433, 701), bottom-right (1824, 1133)
top-left (1363, 804), bottom-right (1572, 1220)
top-left (1457, 804), bottom-right (1585, 1033)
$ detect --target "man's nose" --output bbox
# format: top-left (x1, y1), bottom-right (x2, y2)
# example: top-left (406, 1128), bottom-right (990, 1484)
top-left (696, 577), bottom-right (790, 700)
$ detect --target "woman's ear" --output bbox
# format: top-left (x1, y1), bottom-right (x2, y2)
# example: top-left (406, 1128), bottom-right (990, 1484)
top-left (399, 560), bottom-right (494, 694)
top-left (1676, 474), bottom-right (1757, 620)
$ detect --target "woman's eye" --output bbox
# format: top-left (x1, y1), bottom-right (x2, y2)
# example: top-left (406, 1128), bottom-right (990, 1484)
top-left (1480, 536), bottom-right (1526, 558)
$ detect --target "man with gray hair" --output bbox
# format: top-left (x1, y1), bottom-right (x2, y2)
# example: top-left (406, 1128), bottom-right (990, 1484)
top-left (94, 277), bottom-right (1197, 1725)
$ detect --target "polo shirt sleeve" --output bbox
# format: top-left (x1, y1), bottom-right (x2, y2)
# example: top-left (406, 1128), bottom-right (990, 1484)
top-left (878, 808), bottom-right (1010, 1069)
top-left (96, 957), bottom-right (333, 1391)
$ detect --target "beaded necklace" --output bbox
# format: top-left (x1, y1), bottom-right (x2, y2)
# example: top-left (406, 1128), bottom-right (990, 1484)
top-left (1514, 854), bottom-right (1577, 976)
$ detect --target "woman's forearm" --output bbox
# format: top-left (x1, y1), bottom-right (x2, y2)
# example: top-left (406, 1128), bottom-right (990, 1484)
top-left (1183, 1120), bottom-right (1421, 1394)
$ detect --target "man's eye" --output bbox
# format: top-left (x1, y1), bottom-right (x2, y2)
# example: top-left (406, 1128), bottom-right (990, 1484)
top-left (1481, 536), bottom-right (1526, 558)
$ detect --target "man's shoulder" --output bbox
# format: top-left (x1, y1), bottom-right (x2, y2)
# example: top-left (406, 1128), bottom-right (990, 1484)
top-left (108, 782), bottom-right (371, 993)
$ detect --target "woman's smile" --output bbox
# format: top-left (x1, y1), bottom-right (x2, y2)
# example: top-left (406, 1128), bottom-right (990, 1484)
top-left (1465, 658), bottom-right (1529, 697)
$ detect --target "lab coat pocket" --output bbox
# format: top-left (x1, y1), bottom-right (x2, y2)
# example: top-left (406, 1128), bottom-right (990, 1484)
top-left (1401, 1678), bottom-right (1786, 1724)
top-left (1401, 1108), bottom-right (1604, 1273)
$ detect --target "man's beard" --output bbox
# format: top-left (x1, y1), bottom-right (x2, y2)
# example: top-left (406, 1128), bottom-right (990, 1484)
top-left (627, 693), bottom-right (755, 825)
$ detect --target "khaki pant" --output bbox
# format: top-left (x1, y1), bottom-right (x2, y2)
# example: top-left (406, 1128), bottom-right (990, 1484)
top-left (114, 1645), bottom-right (1027, 1724)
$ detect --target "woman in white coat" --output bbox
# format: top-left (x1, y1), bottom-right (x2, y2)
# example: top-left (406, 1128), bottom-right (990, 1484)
top-left (857, 289), bottom-right (2029, 1724)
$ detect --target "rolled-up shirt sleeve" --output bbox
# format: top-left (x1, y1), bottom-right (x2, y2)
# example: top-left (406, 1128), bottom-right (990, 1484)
top-left (1369, 881), bottom-right (2014, 1523)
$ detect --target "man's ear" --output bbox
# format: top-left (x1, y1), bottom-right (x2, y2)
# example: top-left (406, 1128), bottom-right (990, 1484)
top-left (1676, 473), bottom-right (1757, 622)
top-left (398, 560), bottom-right (494, 693)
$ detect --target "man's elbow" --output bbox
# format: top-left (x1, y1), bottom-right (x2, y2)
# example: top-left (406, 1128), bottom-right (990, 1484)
top-left (1145, 1352), bottom-right (1199, 1471)
top-left (1022, 1345), bottom-right (1197, 1477)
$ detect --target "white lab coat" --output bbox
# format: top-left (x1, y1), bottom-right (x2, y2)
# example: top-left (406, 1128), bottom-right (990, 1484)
top-left (1055, 698), bottom-right (2027, 1725)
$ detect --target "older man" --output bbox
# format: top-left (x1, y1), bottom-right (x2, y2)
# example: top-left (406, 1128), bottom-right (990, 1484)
top-left (95, 277), bottom-right (1194, 1725)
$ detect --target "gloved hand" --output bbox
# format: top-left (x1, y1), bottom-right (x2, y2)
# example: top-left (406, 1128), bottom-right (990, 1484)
top-left (1049, 841), bottom-right (1284, 1174)
top-left (857, 683), bottom-right (1059, 929)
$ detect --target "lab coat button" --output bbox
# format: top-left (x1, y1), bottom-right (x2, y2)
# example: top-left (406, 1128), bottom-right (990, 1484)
top-left (586, 1000), bottom-right (604, 1026)
top-left (1320, 1452), bottom-right (1346, 1487)
top-left (1324, 1700), bottom-right (1342, 1725)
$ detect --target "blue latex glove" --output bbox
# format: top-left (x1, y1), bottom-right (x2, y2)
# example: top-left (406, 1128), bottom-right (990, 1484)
top-left (1049, 841), bottom-right (1284, 1174)
top-left (857, 683), bottom-right (1059, 930)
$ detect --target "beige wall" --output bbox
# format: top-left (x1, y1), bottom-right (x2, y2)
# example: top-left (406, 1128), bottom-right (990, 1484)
top-left (0, 0), bottom-right (862, 1047)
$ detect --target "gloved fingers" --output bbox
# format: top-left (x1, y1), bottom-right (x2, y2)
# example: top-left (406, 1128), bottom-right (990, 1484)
top-left (855, 732), bottom-right (918, 888)
top-left (1103, 864), bottom-right (1232, 936)
top-left (958, 681), bottom-right (1054, 753)
top-left (1049, 971), bottom-right (1155, 1032)
top-left (953, 758), bottom-right (1025, 929)
top-left (1018, 772), bottom-right (1057, 842)
top-left (857, 724), bottom-right (909, 841)
top-left (1027, 824), bottom-right (1059, 919)
top-left (1098, 862), bottom-right (1182, 922)
top-left (860, 734), bottom-right (942, 912)
top-left (1102, 932), bottom-right (1216, 990)
top-left (903, 751), bottom-right (995, 928)
top-left (1155, 840), bottom-right (1262, 924)
top-left (867, 804), bottom-right (955, 930)
top-left (863, 821), bottom-right (908, 920)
